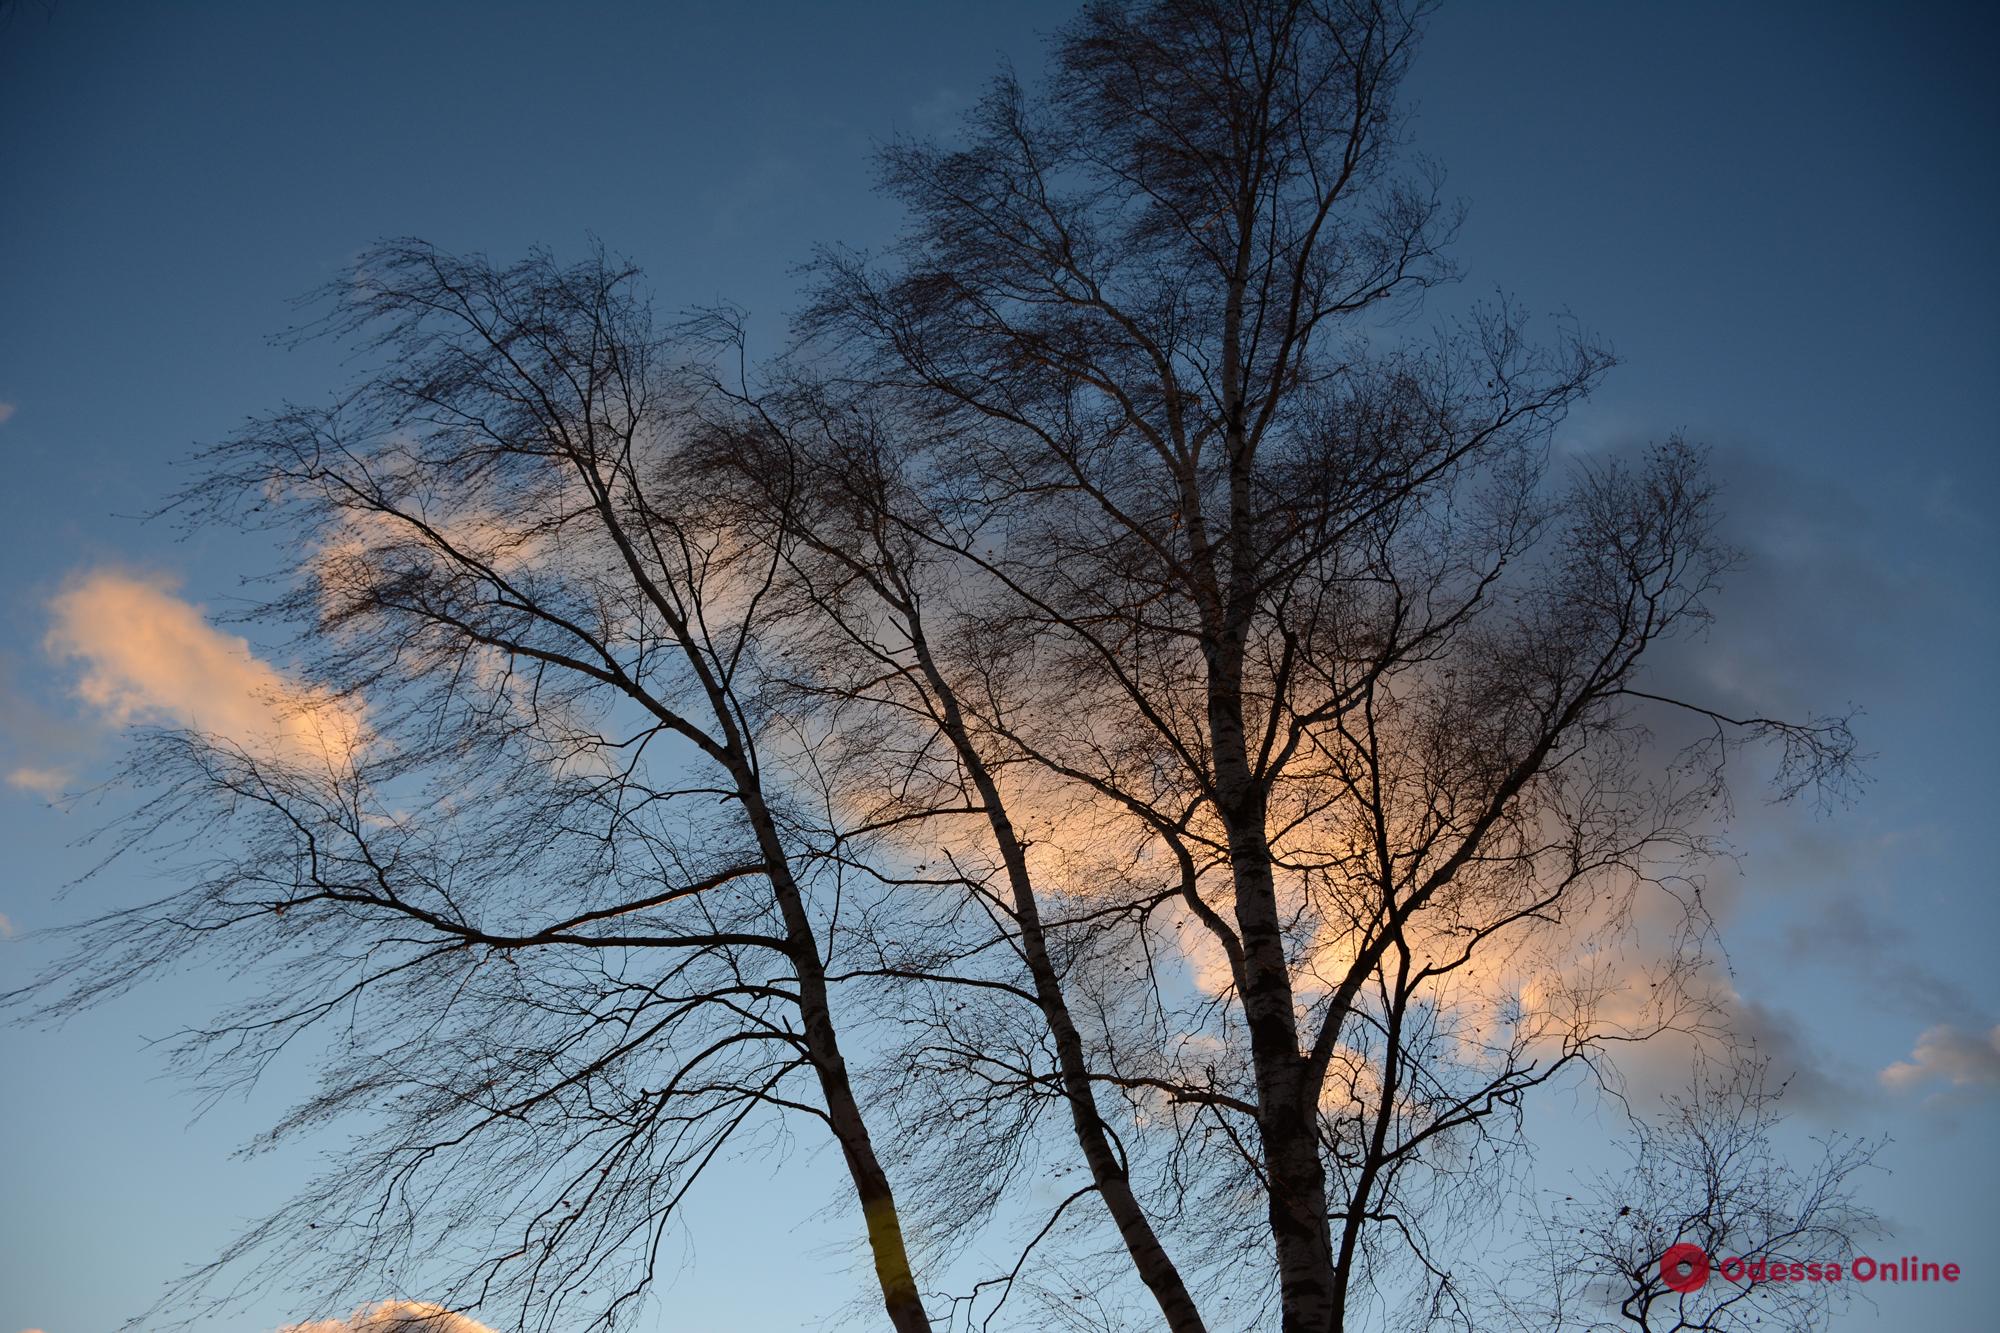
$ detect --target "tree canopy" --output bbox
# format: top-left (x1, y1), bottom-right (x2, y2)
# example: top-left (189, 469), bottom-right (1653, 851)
top-left (12, 4), bottom-right (1863, 1332)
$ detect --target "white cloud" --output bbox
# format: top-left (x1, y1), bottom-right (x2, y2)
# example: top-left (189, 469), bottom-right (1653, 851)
top-left (1880, 1023), bottom-right (2000, 1093)
top-left (279, 1302), bottom-right (500, 1333)
top-left (46, 569), bottom-right (365, 769)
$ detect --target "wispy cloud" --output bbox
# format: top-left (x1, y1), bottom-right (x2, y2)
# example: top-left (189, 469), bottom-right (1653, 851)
top-left (0, 402), bottom-right (17, 425)
top-left (1782, 888), bottom-right (1984, 1022)
top-left (279, 1301), bottom-right (500, 1333)
top-left (1880, 1023), bottom-right (2000, 1094)
top-left (1724, 996), bottom-right (1868, 1114)
top-left (1603, 984), bottom-right (1878, 1120)
top-left (46, 569), bottom-right (365, 769)
top-left (5, 766), bottom-right (71, 798)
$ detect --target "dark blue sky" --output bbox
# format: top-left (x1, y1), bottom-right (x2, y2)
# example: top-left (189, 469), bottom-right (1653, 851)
top-left (2, 4), bottom-right (1995, 1330)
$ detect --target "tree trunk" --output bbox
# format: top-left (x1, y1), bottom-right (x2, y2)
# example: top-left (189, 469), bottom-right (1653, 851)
top-left (1211, 654), bottom-right (1340, 1332)
top-left (1227, 813), bottom-right (1342, 1333)
top-left (745, 789), bottom-right (931, 1333)
top-left (913, 627), bottom-right (1210, 1333)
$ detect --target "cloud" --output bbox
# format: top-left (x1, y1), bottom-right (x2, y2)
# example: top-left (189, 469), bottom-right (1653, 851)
top-left (1725, 996), bottom-right (1864, 1114)
top-left (0, 912), bottom-right (15, 939)
top-left (1597, 980), bottom-right (1879, 1121)
top-left (0, 401), bottom-right (16, 425)
top-left (279, 1302), bottom-right (500, 1333)
top-left (46, 569), bottom-right (365, 769)
top-left (1781, 888), bottom-right (1983, 1023)
top-left (5, 766), bottom-right (71, 797)
top-left (1880, 1023), bottom-right (2000, 1093)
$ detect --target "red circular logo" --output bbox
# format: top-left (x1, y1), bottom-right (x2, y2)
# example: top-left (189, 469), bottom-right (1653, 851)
top-left (1660, 1244), bottom-right (1711, 1293)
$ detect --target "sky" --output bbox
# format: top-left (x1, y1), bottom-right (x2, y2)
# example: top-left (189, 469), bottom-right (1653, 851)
top-left (1, 2), bottom-right (1996, 1330)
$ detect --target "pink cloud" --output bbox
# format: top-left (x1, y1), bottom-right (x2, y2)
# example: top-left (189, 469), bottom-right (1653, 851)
top-left (46, 569), bottom-right (365, 769)
top-left (278, 1302), bottom-right (499, 1333)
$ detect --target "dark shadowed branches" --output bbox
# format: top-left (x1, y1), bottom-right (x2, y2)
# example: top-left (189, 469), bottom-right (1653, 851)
top-left (8, 2), bottom-right (1860, 1332)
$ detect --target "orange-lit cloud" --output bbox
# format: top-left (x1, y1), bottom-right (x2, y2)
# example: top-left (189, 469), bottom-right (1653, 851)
top-left (1880, 1023), bottom-right (2000, 1093)
top-left (278, 1301), bottom-right (499, 1333)
top-left (310, 504), bottom-right (550, 609)
top-left (46, 569), bottom-right (365, 769)
top-left (0, 402), bottom-right (16, 426)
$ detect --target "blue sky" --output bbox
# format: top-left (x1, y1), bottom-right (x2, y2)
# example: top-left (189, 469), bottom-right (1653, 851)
top-left (1, 3), bottom-right (1995, 1330)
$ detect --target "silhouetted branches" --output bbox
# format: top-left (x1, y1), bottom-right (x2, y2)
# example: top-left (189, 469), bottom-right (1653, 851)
top-left (10, 4), bottom-right (1864, 1331)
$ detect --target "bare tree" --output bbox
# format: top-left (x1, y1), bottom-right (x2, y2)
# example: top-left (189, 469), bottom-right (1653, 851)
top-left (791, 1), bottom-right (1858, 1329)
top-left (11, 4), bottom-right (1862, 1332)
top-left (14, 243), bottom-right (929, 1333)
top-left (1490, 1055), bottom-right (1883, 1333)
top-left (706, 349), bottom-right (1814, 1333)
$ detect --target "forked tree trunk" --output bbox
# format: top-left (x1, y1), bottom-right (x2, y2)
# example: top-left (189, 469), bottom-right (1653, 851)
top-left (1210, 608), bottom-right (1342, 1332)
